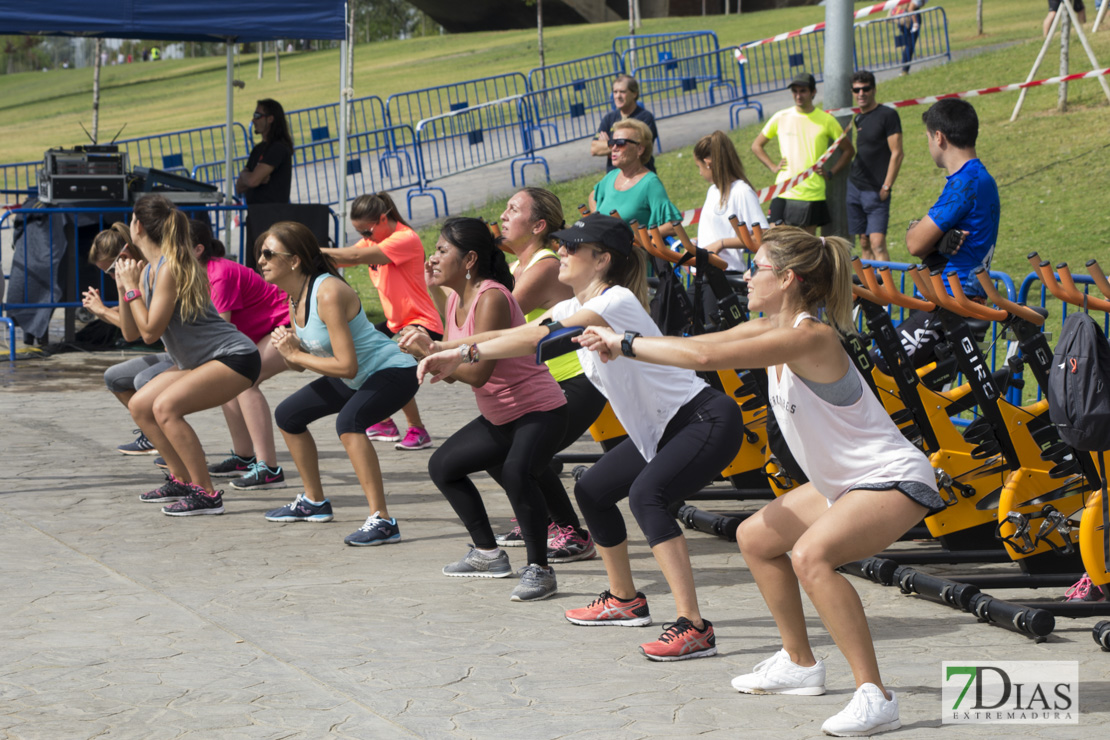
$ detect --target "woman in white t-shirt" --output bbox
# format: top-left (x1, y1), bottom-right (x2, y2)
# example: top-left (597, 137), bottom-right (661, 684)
top-left (577, 226), bottom-right (943, 738)
top-left (412, 214), bottom-right (743, 663)
top-left (693, 130), bottom-right (768, 273)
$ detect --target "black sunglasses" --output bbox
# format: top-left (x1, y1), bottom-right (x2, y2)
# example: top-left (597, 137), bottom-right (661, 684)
top-left (608, 138), bottom-right (640, 149)
top-left (561, 242), bottom-right (597, 256)
top-left (259, 248), bottom-right (293, 261)
top-left (252, 111), bottom-right (269, 119)
top-left (358, 229), bottom-right (374, 239)
top-left (852, 86), bottom-right (874, 93)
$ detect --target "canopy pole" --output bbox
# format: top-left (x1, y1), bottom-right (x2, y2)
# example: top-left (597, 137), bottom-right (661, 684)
top-left (337, 1), bottom-right (350, 245)
top-left (225, 41), bottom-right (235, 207)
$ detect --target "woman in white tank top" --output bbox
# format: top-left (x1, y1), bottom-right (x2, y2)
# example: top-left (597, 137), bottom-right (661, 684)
top-left (578, 226), bottom-right (941, 737)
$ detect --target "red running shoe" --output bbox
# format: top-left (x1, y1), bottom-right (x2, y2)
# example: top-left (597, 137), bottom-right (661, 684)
top-left (565, 590), bottom-right (651, 627)
top-left (639, 617), bottom-right (717, 662)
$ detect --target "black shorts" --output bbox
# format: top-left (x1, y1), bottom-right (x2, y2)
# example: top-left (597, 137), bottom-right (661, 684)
top-left (1048, 0), bottom-right (1084, 12)
top-left (215, 350), bottom-right (262, 384)
top-left (769, 198), bottom-right (830, 228)
top-left (374, 320), bottom-right (443, 341)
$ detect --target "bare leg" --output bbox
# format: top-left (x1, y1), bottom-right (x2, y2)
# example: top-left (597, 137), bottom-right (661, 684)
top-left (224, 336), bottom-right (287, 466)
top-left (790, 488), bottom-right (927, 697)
top-left (651, 534), bottom-right (704, 629)
top-left (340, 432), bottom-right (390, 518)
top-left (281, 429), bottom-right (324, 502)
top-left (399, 397), bottom-right (425, 430)
top-left (858, 234), bottom-right (875, 261)
top-left (130, 369), bottom-right (189, 480)
top-left (736, 483), bottom-right (828, 667)
top-left (150, 362), bottom-right (252, 493)
top-left (594, 540), bottom-right (638, 601)
top-left (112, 389), bottom-right (135, 409)
top-left (220, 397), bottom-right (254, 457)
top-left (869, 233), bottom-right (890, 262)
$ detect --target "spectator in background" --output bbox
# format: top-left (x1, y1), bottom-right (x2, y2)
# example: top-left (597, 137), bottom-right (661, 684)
top-left (1045, 0), bottom-right (1086, 36)
top-left (590, 118), bottom-right (680, 235)
top-left (692, 131), bottom-right (767, 273)
top-left (591, 74), bottom-right (660, 173)
top-left (752, 72), bottom-right (854, 236)
top-left (892, 0), bottom-right (929, 75)
top-left (847, 71), bottom-right (903, 262)
top-left (236, 99), bottom-right (294, 205)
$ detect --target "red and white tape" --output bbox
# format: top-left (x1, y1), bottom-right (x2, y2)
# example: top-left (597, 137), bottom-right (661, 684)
top-left (740, 0), bottom-right (912, 50)
top-left (680, 207), bottom-right (703, 227)
top-left (824, 66), bottom-right (1110, 117)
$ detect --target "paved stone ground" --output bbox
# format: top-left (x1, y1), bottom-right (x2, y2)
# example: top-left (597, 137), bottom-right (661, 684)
top-left (1, 351), bottom-right (1109, 740)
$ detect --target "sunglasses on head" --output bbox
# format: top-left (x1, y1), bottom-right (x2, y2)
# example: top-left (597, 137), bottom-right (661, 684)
top-left (259, 248), bottom-right (293, 261)
top-left (852, 85), bottom-right (874, 93)
top-left (608, 138), bottom-right (639, 149)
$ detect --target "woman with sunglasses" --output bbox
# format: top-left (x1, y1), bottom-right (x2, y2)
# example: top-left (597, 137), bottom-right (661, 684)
top-left (84, 223), bottom-right (175, 455)
top-left (692, 131), bottom-right (768, 273)
top-left (415, 214), bottom-right (742, 660)
top-left (401, 217), bottom-right (568, 603)
top-left (259, 222), bottom-right (420, 546)
top-left (576, 227), bottom-right (942, 737)
top-left (321, 191), bottom-right (442, 452)
top-left (588, 118), bottom-right (680, 235)
top-left (116, 194), bottom-right (261, 516)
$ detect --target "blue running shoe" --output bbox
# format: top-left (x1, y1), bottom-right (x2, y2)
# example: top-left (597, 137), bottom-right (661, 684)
top-left (265, 494), bottom-right (334, 523)
top-left (119, 429), bottom-right (157, 456)
top-left (232, 461), bottom-right (286, 490)
top-left (344, 512), bottom-right (401, 546)
top-left (208, 450), bottom-right (256, 478)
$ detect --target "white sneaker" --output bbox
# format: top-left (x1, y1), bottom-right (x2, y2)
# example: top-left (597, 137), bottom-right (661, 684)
top-left (731, 649), bottom-right (826, 695)
top-left (821, 683), bottom-right (901, 737)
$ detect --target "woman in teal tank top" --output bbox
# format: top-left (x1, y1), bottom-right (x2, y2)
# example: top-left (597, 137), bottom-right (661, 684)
top-left (260, 222), bottom-right (419, 547)
top-left (489, 188), bottom-right (607, 562)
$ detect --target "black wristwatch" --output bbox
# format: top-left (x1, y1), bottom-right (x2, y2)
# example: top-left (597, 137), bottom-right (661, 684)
top-left (621, 331), bottom-right (641, 358)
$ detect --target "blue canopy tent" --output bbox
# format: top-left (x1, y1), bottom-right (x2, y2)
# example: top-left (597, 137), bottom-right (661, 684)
top-left (0, 0), bottom-right (352, 210)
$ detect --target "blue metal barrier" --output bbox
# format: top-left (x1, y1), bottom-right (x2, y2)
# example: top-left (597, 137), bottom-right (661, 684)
top-left (520, 73), bottom-right (615, 151)
top-left (738, 6), bottom-right (949, 96)
top-left (635, 48), bottom-right (762, 125)
top-left (854, 7), bottom-right (951, 75)
top-left (619, 35), bottom-right (723, 79)
top-left (612, 32), bottom-right (719, 69)
top-left (528, 51), bottom-right (620, 93)
top-left (409, 96), bottom-right (548, 219)
top-left (386, 74), bottom-right (531, 130)
top-left (264, 95), bottom-right (389, 154)
top-left (116, 123), bottom-right (251, 180)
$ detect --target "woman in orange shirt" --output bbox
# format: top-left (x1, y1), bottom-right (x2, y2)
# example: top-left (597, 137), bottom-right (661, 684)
top-left (323, 192), bottom-right (443, 450)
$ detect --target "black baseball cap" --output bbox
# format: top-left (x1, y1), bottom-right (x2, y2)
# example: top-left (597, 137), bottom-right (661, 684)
top-left (551, 213), bottom-right (634, 256)
top-left (789, 72), bottom-right (817, 90)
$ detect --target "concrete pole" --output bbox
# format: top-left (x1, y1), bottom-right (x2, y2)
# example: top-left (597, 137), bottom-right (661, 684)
top-left (338, 2), bottom-right (350, 238)
top-left (822, 0), bottom-right (854, 239)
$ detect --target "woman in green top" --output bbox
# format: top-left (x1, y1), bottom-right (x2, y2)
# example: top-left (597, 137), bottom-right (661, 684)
top-left (588, 118), bottom-right (681, 234)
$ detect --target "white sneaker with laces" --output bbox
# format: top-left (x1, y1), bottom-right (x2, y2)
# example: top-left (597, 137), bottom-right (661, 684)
top-left (821, 683), bottom-right (900, 737)
top-left (731, 649), bottom-right (826, 695)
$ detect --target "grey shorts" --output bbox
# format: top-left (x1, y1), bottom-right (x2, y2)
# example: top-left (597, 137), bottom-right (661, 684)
top-left (853, 480), bottom-right (946, 516)
top-left (846, 181), bottom-right (891, 237)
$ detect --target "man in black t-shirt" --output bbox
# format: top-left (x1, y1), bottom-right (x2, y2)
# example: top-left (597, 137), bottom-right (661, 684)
top-left (236, 98), bottom-right (294, 205)
top-left (847, 71), bottom-right (903, 262)
top-left (590, 74), bottom-right (659, 173)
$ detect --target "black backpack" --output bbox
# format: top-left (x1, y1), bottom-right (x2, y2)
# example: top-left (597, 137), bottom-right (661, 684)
top-left (1048, 312), bottom-right (1110, 452)
top-left (1047, 311), bottom-right (1110, 567)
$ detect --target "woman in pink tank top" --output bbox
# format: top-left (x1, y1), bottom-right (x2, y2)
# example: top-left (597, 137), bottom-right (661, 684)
top-left (404, 217), bottom-right (567, 603)
top-left (577, 227), bottom-right (941, 737)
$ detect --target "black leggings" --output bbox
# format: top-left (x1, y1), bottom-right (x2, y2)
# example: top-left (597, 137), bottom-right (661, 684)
top-left (275, 366), bottom-right (418, 437)
top-left (575, 388), bottom-right (743, 548)
top-left (429, 406), bottom-right (568, 567)
top-left (488, 373), bottom-right (607, 531)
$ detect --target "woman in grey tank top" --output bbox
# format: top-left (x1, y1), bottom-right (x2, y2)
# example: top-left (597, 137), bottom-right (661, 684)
top-left (116, 194), bottom-right (261, 518)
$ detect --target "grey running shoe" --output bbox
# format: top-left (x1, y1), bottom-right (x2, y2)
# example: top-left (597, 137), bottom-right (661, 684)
top-left (443, 546), bottom-right (512, 578)
top-left (510, 564), bottom-right (558, 602)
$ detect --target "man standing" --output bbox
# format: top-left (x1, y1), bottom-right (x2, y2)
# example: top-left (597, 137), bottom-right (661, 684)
top-left (590, 74), bottom-right (659, 173)
top-left (236, 98), bottom-right (294, 205)
top-left (1045, 0), bottom-right (1086, 37)
top-left (890, 98), bottom-right (999, 368)
top-left (847, 71), bottom-right (903, 262)
top-left (751, 72), bottom-right (854, 235)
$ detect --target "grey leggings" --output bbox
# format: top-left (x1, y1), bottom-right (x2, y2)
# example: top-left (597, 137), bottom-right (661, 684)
top-left (104, 353), bottom-right (175, 393)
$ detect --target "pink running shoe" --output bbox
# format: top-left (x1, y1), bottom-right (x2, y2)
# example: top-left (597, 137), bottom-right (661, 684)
top-left (396, 425), bottom-right (432, 450)
top-left (1065, 573), bottom-right (1108, 602)
top-left (547, 525), bottom-right (597, 563)
top-left (365, 419), bottom-right (401, 442)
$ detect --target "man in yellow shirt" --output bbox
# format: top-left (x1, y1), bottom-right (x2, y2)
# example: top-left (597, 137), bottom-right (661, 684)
top-left (752, 72), bottom-right (854, 235)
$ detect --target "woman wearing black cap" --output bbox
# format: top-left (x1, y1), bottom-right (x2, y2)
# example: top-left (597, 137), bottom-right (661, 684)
top-left (411, 213), bottom-right (743, 663)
